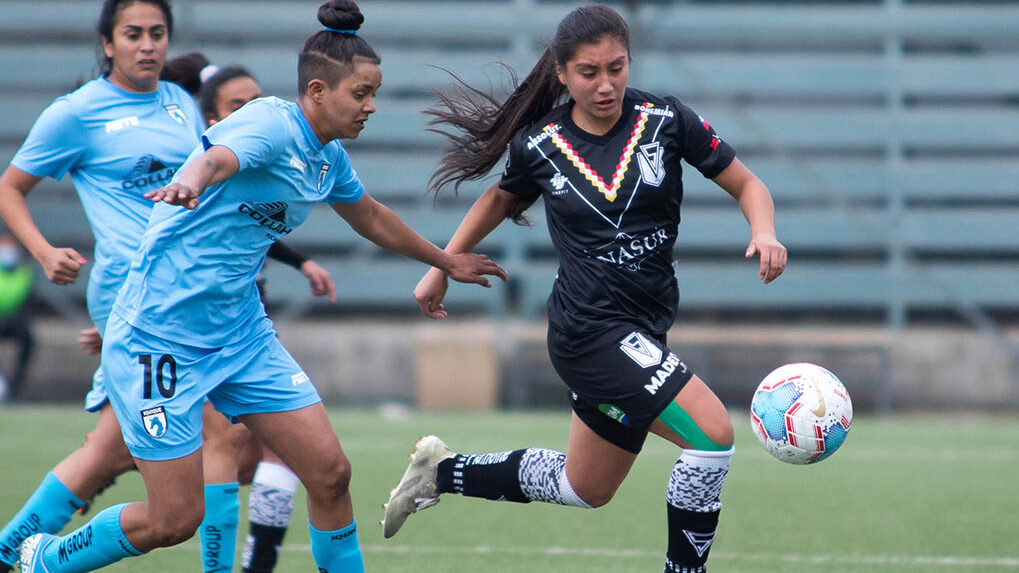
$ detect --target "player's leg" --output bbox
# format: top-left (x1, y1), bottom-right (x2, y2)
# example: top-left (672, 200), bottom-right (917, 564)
top-left (0, 403), bottom-right (134, 571)
top-left (381, 411), bottom-right (635, 538)
top-left (240, 405), bottom-right (363, 573)
top-left (200, 403), bottom-right (248, 573)
top-left (19, 452), bottom-right (206, 573)
top-left (242, 446), bottom-right (299, 573)
top-left (18, 313), bottom-right (214, 572)
top-left (650, 375), bottom-right (735, 573)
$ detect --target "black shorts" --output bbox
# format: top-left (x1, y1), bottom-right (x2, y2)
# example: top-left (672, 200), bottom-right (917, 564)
top-left (547, 322), bottom-right (694, 454)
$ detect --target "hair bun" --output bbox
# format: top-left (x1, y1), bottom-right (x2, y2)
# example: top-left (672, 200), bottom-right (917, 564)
top-left (317, 0), bottom-right (364, 32)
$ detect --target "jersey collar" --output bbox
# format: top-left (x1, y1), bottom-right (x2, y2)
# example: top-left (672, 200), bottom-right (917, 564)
top-left (294, 102), bottom-right (326, 152)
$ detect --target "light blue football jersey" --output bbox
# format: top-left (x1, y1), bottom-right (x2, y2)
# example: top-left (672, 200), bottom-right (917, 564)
top-left (11, 77), bottom-right (203, 333)
top-left (114, 97), bottom-right (365, 347)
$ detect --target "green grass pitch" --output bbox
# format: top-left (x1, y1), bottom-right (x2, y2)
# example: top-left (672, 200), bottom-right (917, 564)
top-left (1, 406), bottom-right (1017, 572)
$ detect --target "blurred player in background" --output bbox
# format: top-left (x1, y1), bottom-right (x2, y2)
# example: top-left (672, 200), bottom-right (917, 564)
top-left (0, 1), bottom-right (201, 571)
top-left (17, 1), bottom-right (506, 571)
top-left (0, 232), bottom-right (36, 404)
top-left (383, 4), bottom-right (786, 572)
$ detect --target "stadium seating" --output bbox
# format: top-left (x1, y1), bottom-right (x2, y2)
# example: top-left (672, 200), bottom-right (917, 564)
top-left (2, 0), bottom-right (1018, 325)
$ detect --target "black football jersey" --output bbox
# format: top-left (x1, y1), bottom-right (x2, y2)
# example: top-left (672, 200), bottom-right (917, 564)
top-left (499, 87), bottom-right (736, 338)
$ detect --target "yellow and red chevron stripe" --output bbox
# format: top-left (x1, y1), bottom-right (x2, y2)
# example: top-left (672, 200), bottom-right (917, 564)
top-left (548, 105), bottom-right (650, 202)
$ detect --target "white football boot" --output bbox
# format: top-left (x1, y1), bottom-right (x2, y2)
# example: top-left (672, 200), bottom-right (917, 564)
top-left (381, 435), bottom-right (455, 538)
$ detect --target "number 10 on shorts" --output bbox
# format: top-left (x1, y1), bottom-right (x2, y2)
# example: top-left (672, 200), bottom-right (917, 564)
top-left (139, 354), bottom-right (178, 399)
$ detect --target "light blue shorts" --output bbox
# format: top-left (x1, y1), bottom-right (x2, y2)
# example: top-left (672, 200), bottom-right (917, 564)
top-left (84, 313), bottom-right (110, 412)
top-left (100, 312), bottom-right (322, 461)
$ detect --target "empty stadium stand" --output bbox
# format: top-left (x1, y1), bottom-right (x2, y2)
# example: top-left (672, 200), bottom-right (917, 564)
top-left (2, 0), bottom-right (1017, 327)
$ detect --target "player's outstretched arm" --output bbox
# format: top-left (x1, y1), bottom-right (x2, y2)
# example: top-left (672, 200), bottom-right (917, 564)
top-left (413, 183), bottom-right (516, 318)
top-left (332, 192), bottom-right (508, 290)
top-left (0, 165), bottom-right (87, 284)
top-left (713, 158), bottom-right (788, 284)
top-left (145, 145), bottom-right (240, 209)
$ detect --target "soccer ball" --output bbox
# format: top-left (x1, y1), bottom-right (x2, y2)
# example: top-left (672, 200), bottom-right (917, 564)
top-left (749, 363), bottom-right (852, 464)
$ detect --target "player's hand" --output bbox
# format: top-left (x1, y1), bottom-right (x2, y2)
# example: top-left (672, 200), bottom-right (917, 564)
top-left (144, 183), bottom-right (200, 210)
top-left (444, 253), bottom-right (508, 288)
top-left (414, 267), bottom-right (450, 319)
top-left (78, 327), bottom-right (102, 355)
top-left (746, 233), bottom-right (787, 284)
top-left (38, 246), bottom-right (86, 285)
top-left (300, 259), bottom-right (336, 303)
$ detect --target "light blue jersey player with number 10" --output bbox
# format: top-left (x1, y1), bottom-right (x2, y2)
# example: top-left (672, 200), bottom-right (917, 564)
top-left (16, 1), bottom-right (506, 572)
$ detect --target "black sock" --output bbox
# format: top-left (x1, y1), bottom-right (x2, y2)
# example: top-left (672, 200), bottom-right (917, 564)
top-left (436, 450), bottom-right (530, 503)
top-left (241, 523), bottom-right (287, 573)
top-left (665, 505), bottom-right (719, 572)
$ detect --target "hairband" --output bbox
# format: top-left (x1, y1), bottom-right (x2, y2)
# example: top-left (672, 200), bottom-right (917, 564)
top-left (324, 27), bottom-right (356, 35)
top-left (199, 64), bottom-right (220, 84)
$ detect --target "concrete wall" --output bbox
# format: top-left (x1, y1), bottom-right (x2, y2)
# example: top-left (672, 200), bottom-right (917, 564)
top-left (5, 318), bottom-right (1018, 413)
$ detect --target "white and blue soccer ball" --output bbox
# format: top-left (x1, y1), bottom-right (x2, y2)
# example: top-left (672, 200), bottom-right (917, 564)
top-left (750, 363), bottom-right (852, 465)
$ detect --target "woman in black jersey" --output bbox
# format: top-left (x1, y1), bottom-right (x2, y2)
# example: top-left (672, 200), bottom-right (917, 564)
top-left (382, 4), bottom-right (786, 572)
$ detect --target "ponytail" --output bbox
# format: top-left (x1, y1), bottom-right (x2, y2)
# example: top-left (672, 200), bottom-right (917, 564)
top-left (426, 49), bottom-right (565, 195)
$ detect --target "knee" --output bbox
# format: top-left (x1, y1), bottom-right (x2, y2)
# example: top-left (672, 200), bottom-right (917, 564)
top-left (710, 417), bottom-right (735, 450)
top-left (572, 483), bottom-right (617, 509)
top-left (204, 424), bottom-right (249, 457)
top-left (148, 508), bottom-right (203, 547)
top-left (303, 452), bottom-right (352, 503)
top-left (578, 490), bottom-right (614, 509)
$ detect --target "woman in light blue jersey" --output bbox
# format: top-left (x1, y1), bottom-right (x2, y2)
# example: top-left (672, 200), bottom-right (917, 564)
top-left (16, 1), bottom-right (506, 572)
top-left (163, 56), bottom-right (333, 573)
top-left (0, 2), bottom-right (200, 572)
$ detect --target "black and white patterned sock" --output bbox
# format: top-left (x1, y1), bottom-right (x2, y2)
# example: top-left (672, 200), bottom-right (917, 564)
top-left (242, 462), bottom-right (298, 573)
top-left (436, 448), bottom-right (590, 508)
top-left (664, 448), bottom-right (733, 573)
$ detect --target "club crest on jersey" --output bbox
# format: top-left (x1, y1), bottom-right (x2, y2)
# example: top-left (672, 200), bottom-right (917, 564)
top-left (550, 172), bottom-right (569, 194)
top-left (141, 406), bottom-right (167, 439)
top-left (317, 163), bottom-right (331, 192)
top-left (637, 142), bottom-right (665, 187)
top-left (164, 104), bottom-right (187, 125)
top-left (620, 331), bottom-right (663, 368)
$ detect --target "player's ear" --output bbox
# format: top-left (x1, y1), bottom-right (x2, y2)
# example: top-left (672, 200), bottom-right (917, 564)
top-left (306, 79), bottom-right (327, 102)
top-left (555, 61), bottom-right (567, 86)
top-left (101, 35), bottom-right (115, 60)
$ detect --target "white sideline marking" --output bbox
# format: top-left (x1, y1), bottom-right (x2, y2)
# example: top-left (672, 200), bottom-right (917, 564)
top-left (167, 541), bottom-right (1018, 567)
top-left (355, 546), bottom-right (1019, 567)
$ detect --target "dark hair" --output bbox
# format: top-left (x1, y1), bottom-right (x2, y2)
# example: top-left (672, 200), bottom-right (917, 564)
top-left (427, 4), bottom-right (629, 220)
top-left (298, 0), bottom-right (381, 96)
top-left (198, 65), bottom-right (258, 119)
top-left (160, 52), bottom-right (210, 95)
top-left (96, 0), bottom-right (175, 76)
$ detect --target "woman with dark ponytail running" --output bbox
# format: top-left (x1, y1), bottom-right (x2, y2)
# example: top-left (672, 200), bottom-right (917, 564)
top-left (383, 4), bottom-right (786, 572)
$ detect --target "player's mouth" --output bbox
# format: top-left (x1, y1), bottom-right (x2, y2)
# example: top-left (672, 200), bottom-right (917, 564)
top-left (138, 59), bottom-right (158, 69)
top-left (594, 98), bottom-right (616, 112)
